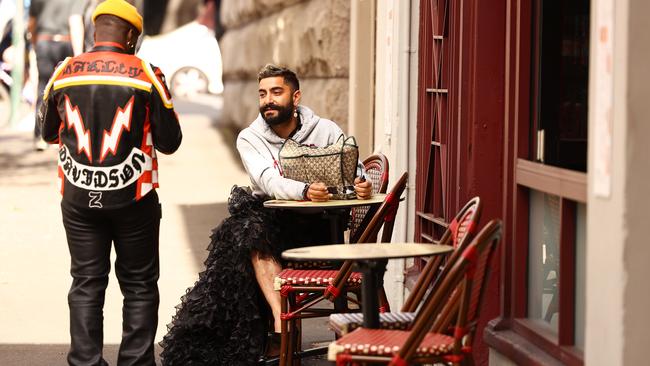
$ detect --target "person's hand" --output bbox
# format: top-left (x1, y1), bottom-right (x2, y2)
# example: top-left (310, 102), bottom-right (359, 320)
top-left (354, 177), bottom-right (372, 200)
top-left (306, 182), bottom-right (330, 202)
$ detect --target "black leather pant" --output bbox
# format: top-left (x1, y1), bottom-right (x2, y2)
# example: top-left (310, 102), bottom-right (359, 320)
top-left (61, 192), bottom-right (161, 366)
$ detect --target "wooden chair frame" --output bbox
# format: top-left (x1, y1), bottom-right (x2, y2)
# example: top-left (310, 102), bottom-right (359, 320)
top-left (327, 197), bottom-right (482, 337)
top-left (349, 154), bottom-right (390, 243)
top-left (278, 172), bottom-right (408, 366)
top-left (402, 196), bottom-right (482, 312)
top-left (329, 219), bottom-right (503, 366)
top-left (285, 153), bottom-right (388, 271)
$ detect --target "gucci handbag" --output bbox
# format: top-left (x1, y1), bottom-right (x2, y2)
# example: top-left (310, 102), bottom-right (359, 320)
top-left (278, 134), bottom-right (359, 199)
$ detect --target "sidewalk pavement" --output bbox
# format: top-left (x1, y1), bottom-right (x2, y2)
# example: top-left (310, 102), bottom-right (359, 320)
top-left (0, 96), bottom-right (333, 365)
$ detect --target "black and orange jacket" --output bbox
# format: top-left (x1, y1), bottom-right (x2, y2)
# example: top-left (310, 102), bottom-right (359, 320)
top-left (38, 42), bottom-right (182, 209)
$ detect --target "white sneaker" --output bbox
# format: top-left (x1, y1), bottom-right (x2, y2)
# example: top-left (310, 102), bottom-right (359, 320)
top-left (34, 139), bottom-right (47, 151)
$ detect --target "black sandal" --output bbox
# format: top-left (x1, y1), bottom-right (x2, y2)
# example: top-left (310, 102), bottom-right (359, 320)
top-left (258, 332), bottom-right (281, 364)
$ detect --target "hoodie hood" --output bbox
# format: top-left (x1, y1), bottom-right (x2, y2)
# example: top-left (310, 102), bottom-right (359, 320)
top-left (248, 105), bottom-right (321, 144)
top-left (236, 104), bottom-right (352, 200)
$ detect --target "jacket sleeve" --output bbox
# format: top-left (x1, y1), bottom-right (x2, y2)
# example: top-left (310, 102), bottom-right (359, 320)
top-left (38, 93), bottom-right (62, 144)
top-left (236, 135), bottom-right (305, 200)
top-left (148, 65), bottom-right (182, 154)
top-left (38, 58), bottom-right (72, 143)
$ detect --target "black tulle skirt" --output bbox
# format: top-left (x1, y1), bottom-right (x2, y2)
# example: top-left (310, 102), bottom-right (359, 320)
top-left (159, 186), bottom-right (331, 365)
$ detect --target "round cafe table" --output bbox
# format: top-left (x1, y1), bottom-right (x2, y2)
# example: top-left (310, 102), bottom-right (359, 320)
top-left (264, 193), bottom-right (387, 244)
top-left (282, 243), bottom-right (453, 328)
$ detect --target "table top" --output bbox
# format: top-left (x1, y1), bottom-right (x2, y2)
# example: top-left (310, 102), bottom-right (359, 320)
top-left (264, 193), bottom-right (386, 210)
top-left (282, 243), bottom-right (453, 261)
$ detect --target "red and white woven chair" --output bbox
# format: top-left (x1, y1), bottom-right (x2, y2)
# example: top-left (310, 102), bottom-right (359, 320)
top-left (328, 219), bottom-right (502, 366)
top-left (275, 172), bottom-right (408, 365)
top-left (349, 154), bottom-right (390, 243)
top-left (329, 196), bottom-right (482, 336)
top-left (284, 154), bottom-right (389, 271)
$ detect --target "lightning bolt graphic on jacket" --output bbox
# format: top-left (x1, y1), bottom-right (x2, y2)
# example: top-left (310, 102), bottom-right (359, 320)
top-left (100, 96), bottom-right (134, 163)
top-left (64, 96), bottom-right (92, 162)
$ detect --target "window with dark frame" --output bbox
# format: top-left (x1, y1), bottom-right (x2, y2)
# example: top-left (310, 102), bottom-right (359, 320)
top-left (415, 0), bottom-right (592, 363)
top-left (513, 0), bottom-right (590, 363)
top-left (533, 1), bottom-right (590, 172)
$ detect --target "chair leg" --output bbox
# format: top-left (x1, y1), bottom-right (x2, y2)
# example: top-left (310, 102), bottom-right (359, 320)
top-left (335, 355), bottom-right (346, 366)
top-left (462, 354), bottom-right (476, 366)
top-left (333, 289), bottom-right (349, 312)
top-left (293, 317), bottom-right (302, 366)
top-left (288, 318), bottom-right (297, 366)
top-left (286, 293), bottom-right (298, 366)
top-left (378, 286), bottom-right (390, 312)
top-left (280, 295), bottom-right (289, 366)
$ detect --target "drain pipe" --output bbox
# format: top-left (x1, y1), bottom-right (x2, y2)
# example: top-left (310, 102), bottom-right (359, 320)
top-left (9, 0), bottom-right (25, 128)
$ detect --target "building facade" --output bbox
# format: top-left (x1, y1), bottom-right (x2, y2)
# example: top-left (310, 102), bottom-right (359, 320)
top-left (359, 0), bottom-right (650, 365)
top-left (219, 0), bottom-right (650, 364)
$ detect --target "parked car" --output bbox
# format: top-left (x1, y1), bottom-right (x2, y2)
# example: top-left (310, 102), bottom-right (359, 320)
top-left (137, 21), bottom-right (223, 97)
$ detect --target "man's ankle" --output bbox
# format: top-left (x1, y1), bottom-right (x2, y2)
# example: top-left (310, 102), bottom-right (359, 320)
top-left (265, 332), bottom-right (281, 357)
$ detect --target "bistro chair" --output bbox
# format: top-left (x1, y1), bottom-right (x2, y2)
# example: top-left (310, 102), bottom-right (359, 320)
top-left (285, 153), bottom-right (390, 271)
top-left (327, 219), bottom-right (502, 366)
top-left (349, 154), bottom-right (390, 243)
top-left (328, 196), bottom-right (482, 336)
top-left (274, 172), bottom-right (408, 365)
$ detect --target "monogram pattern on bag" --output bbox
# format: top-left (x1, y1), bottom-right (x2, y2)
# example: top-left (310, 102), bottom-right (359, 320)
top-left (279, 135), bottom-right (359, 200)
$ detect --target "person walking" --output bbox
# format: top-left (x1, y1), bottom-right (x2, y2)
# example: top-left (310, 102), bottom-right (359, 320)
top-left (29, 0), bottom-right (84, 150)
top-left (37, 0), bottom-right (182, 365)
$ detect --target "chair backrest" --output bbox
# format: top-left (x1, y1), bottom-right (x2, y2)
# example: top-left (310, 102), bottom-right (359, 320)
top-left (325, 173), bottom-right (408, 299)
top-left (349, 154), bottom-right (390, 243)
top-left (402, 197), bottom-right (482, 312)
top-left (393, 220), bottom-right (502, 365)
top-left (355, 172), bottom-right (407, 244)
top-left (285, 154), bottom-right (389, 270)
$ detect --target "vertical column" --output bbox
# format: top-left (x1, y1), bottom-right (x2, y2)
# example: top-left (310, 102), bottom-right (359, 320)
top-left (9, 0), bottom-right (24, 127)
top-left (348, 0), bottom-right (376, 159)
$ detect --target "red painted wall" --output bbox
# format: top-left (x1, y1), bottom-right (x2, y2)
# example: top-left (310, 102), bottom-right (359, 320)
top-left (415, 0), bottom-right (507, 364)
top-left (458, 1), bottom-right (507, 364)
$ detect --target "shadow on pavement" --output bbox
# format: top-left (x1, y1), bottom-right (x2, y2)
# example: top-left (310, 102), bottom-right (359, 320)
top-left (0, 131), bottom-right (58, 185)
top-left (211, 118), bottom-right (246, 172)
top-left (175, 93), bottom-right (246, 172)
top-left (178, 201), bottom-right (230, 267)
top-left (0, 344), bottom-right (162, 366)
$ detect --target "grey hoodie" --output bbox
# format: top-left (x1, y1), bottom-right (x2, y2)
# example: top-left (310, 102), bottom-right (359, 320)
top-left (236, 105), bottom-right (352, 199)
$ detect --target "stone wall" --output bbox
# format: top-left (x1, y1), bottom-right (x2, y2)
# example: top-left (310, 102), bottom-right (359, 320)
top-left (218, 0), bottom-right (350, 131)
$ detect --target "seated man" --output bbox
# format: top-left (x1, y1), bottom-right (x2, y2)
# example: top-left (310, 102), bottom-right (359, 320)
top-left (160, 65), bottom-right (372, 365)
top-left (236, 64), bottom-right (372, 352)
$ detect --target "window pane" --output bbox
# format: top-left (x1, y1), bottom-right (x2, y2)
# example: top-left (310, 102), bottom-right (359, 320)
top-left (574, 203), bottom-right (586, 349)
top-left (535, 0), bottom-right (591, 171)
top-left (527, 190), bottom-right (560, 333)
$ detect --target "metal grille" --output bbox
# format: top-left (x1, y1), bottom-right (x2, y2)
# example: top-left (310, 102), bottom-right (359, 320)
top-left (415, 0), bottom-right (453, 244)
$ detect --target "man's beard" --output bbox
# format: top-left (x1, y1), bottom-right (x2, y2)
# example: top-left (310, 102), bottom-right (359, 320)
top-left (260, 102), bottom-right (294, 126)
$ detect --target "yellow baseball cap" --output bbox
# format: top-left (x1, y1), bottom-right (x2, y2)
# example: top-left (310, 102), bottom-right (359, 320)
top-left (92, 0), bottom-right (143, 34)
